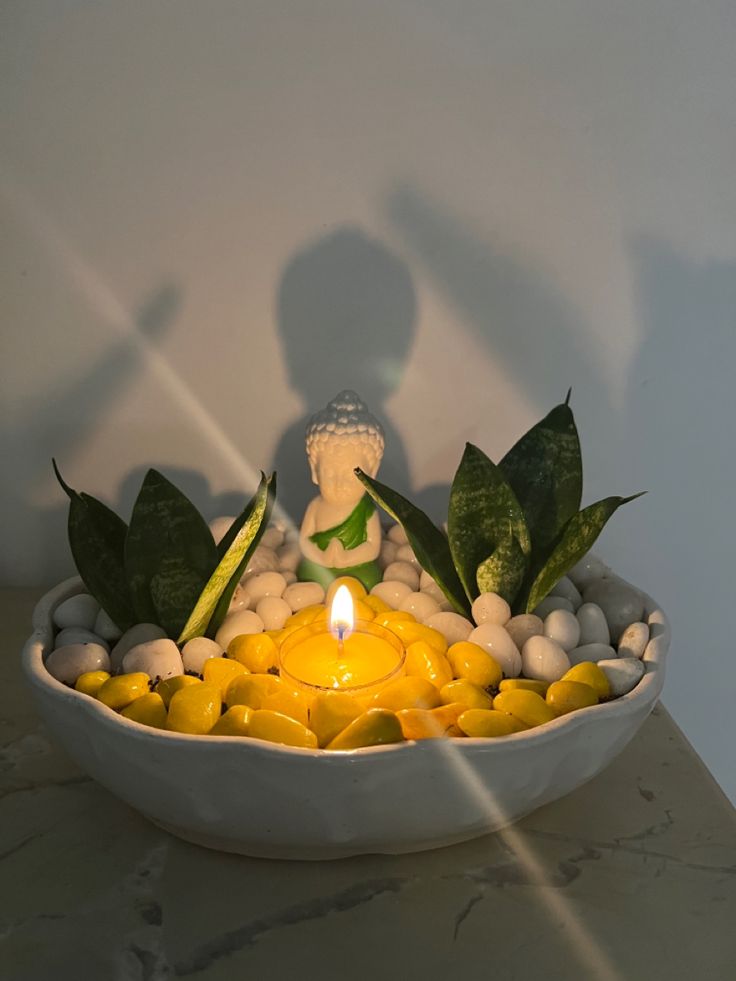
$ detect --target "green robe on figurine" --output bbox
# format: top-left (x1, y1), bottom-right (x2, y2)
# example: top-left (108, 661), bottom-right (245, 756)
top-left (298, 391), bottom-right (384, 591)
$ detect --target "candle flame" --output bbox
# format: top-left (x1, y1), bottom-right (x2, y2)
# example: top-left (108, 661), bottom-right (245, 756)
top-left (330, 584), bottom-right (354, 639)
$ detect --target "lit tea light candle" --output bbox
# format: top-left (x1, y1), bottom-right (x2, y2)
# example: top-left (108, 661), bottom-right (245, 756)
top-left (279, 586), bottom-right (405, 697)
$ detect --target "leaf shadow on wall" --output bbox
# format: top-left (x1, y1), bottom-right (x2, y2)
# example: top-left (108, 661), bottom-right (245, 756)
top-left (384, 182), bottom-right (616, 521)
top-left (272, 227), bottom-right (418, 523)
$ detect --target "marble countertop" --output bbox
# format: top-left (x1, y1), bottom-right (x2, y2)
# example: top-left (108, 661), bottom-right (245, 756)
top-left (1, 588), bottom-right (735, 981)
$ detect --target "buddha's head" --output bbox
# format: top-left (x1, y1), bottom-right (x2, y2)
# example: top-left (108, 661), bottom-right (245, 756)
top-left (306, 391), bottom-right (385, 506)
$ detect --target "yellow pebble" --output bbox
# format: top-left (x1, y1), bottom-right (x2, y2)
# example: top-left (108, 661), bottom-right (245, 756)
top-left (156, 674), bottom-right (201, 709)
top-left (385, 620), bottom-right (447, 654)
top-left (227, 632), bottom-right (278, 673)
top-left (203, 657), bottom-right (248, 698)
top-left (225, 673), bottom-right (282, 709)
top-left (285, 605), bottom-right (325, 627)
top-left (457, 709), bottom-right (528, 738)
top-left (498, 678), bottom-right (549, 696)
top-left (405, 641), bottom-right (453, 689)
top-left (396, 703), bottom-right (466, 740)
top-left (447, 641), bottom-right (503, 688)
top-left (325, 577), bottom-right (367, 605)
top-left (97, 672), bottom-right (150, 710)
top-left (353, 600), bottom-right (375, 622)
top-left (372, 676), bottom-right (441, 711)
top-left (309, 691), bottom-right (363, 748)
top-left (327, 708), bottom-right (404, 750)
top-left (373, 610), bottom-right (415, 627)
top-left (209, 704), bottom-right (254, 736)
top-left (562, 662), bottom-right (611, 700)
top-left (167, 683), bottom-right (221, 734)
top-left (249, 709), bottom-right (318, 749)
top-left (493, 689), bottom-right (557, 728)
top-left (121, 692), bottom-right (167, 729)
top-left (363, 595), bottom-right (392, 615)
top-left (74, 670), bottom-right (110, 697)
top-left (439, 679), bottom-right (494, 710)
top-left (546, 680), bottom-right (599, 716)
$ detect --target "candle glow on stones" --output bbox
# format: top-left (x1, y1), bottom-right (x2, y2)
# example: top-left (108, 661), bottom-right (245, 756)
top-left (279, 586), bottom-right (405, 694)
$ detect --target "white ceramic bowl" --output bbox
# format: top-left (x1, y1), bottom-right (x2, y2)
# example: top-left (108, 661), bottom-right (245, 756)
top-left (22, 575), bottom-right (669, 860)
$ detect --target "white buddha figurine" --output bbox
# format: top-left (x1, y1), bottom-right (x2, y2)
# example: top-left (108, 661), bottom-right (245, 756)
top-left (298, 391), bottom-right (384, 590)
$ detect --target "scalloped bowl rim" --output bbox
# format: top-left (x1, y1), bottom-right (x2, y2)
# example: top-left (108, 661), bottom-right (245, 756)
top-left (22, 574), bottom-right (670, 765)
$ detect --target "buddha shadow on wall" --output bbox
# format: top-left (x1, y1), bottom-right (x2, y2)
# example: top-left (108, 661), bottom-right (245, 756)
top-left (273, 228), bottom-right (417, 522)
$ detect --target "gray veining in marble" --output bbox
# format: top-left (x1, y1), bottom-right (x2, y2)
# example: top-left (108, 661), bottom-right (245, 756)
top-left (1, 589), bottom-right (735, 981)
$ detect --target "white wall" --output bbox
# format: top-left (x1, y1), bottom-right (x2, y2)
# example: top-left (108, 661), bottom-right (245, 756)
top-left (2, 1), bottom-right (734, 801)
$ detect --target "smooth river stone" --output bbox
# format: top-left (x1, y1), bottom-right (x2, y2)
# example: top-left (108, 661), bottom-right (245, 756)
top-left (533, 596), bottom-right (575, 619)
top-left (419, 570), bottom-right (437, 591)
top-left (111, 623), bottom-right (167, 671)
top-left (598, 657), bottom-right (646, 697)
top-left (379, 541), bottom-right (398, 569)
top-left (260, 525), bottom-right (285, 550)
top-left (255, 596), bottom-right (292, 631)
top-left (521, 636), bottom-right (571, 683)
top-left (543, 610), bottom-right (580, 652)
top-left (582, 580), bottom-right (646, 643)
top-left (52, 594), bottom-right (100, 631)
top-left (215, 610), bottom-right (265, 649)
top-left (576, 602), bottom-right (611, 646)
top-left (55, 627), bottom-right (109, 652)
top-left (399, 591), bottom-right (441, 622)
top-left (243, 545), bottom-right (280, 576)
top-left (122, 639), bottom-right (183, 681)
top-left (242, 571), bottom-right (287, 605)
top-left (282, 581), bottom-right (325, 612)
top-left (46, 643), bottom-right (110, 684)
top-left (471, 592), bottom-right (511, 627)
top-left (618, 622), bottom-right (650, 660)
top-left (93, 608), bottom-right (122, 643)
top-left (567, 552), bottom-right (611, 589)
top-left (395, 544), bottom-right (419, 568)
top-left (504, 614), bottom-right (544, 651)
top-left (567, 642), bottom-right (617, 666)
top-left (227, 585), bottom-right (251, 613)
top-left (549, 576), bottom-right (582, 610)
top-left (382, 561), bottom-right (420, 591)
top-left (424, 612), bottom-right (474, 645)
top-left (387, 523), bottom-right (408, 545)
top-left (276, 543), bottom-right (301, 573)
top-left (370, 580), bottom-right (414, 608)
top-left (467, 623), bottom-right (521, 678)
top-left (181, 637), bottom-right (223, 674)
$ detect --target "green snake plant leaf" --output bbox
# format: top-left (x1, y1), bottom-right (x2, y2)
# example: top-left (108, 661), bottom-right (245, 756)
top-left (124, 469), bottom-right (218, 636)
top-left (448, 443), bottom-right (531, 605)
top-left (52, 460), bottom-right (135, 632)
top-left (178, 472), bottom-right (276, 643)
top-left (522, 493), bottom-right (646, 613)
top-left (354, 469), bottom-right (470, 616)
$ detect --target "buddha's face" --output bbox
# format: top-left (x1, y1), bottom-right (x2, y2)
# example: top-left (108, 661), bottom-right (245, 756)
top-left (311, 441), bottom-right (376, 506)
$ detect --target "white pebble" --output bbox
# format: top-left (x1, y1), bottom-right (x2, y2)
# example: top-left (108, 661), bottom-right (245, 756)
top-left (549, 576), bottom-right (582, 610)
top-left (122, 639), bottom-right (183, 681)
top-left (567, 642), bottom-right (617, 666)
top-left (598, 657), bottom-right (645, 697)
top-left (46, 643), bottom-right (110, 684)
top-left (618, 622), bottom-right (649, 660)
top-left (387, 523), bottom-right (408, 545)
top-left (243, 545), bottom-right (279, 576)
top-left (419, 570), bottom-right (437, 591)
top-left (521, 636), bottom-right (571, 683)
top-left (93, 609), bottom-right (122, 643)
top-left (181, 637), bottom-right (223, 674)
top-left (471, 592), bottom-right (511, 627)
top-left (383, 561), bottom-right (419, 591)
top-left (399, 591), bottom-right (441, 622)
top-left (582, 581), bottom-right (646, 643)
top-left (370, 580), bottom-right (414, 609)
top-left (467, 623), bottom-right (521, 678)
top-left (379, 541), bottom-right (398, 569)
top-left (395, 544), bottom-right (419, 567)
top-left (276, 543), bottom-right (301, 573)
top-left (533, 596), bottom-right (574, 619)
top-left (282, 570), bottom-right (297, 585)
top-left (543, 610), bottom-right (581, 652)
top-left (576, 603), bottom-right (610, 646)
top-left (567, 552), bottom-right (611, 589)
top-left (208, 515), bottom-right (235, 545)
top-left (504, 614), bottom-right (544, 651)
top-left (53, 594), bottom-right (100, 631)
top-left (215, 610), bottom-right (265, 649)
top-left (260, 526), bottom-right (285, 550)
top-left (242, 571), bottom-right (287, 605)
top-left (55, 627), bottom-right (109, 652)
top-left (256, 596), bottom-right (292, 631)
top-left (111, 623), bottom-right (167, 671)
top-left (283, 581), bottom-right (325, 613)
top-left (425, 612), bottom-right (474, 645)
top-left (228, 585), bottom-right (251, 612)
